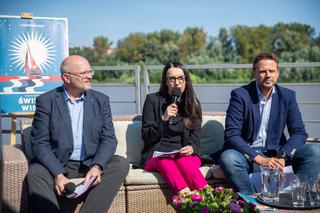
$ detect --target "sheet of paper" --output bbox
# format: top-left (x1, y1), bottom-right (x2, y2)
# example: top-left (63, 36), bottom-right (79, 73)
top-left (74, 176), bottom-right (96, 198)
top-left (152, 149), bottom-right (181, 158)
top-left (66, 176), bottom-right (96, 199)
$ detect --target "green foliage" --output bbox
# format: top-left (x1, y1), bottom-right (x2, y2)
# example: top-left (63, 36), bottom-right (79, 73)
top-left (148, 70), bottom-right (162, 84)
top-left (278, 67), bottom-right (320, 83)
top-left (187, 69), bottom-right (252, 84)
top-left (177, 27), bottom-right (206, 61)
top-left (92, 36), bottom-right (112, 65)
top-left (115, 33), bottom-right (145, 63)
top-left (231, 25), bottom-right (272, 63)
top-left (69, 22), bottom-right (320, 83)
top-left (219, 28), bottom-right (239, 63)
top-left (140, 30), bottom-right (180, 64)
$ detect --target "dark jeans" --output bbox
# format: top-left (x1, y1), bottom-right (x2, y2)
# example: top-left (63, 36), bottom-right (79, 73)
top-left (219, 144), bottom-right (320, 194)
top-left (27, 155), bottom-right (129, 213)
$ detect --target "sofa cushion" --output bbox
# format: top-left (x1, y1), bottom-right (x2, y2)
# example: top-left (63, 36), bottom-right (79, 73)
top-left (22, 114), bottom-right (226, 165)
top-left (22, 119), bottom-right (145, 165)
top-left (200, 115), bottom-right (225, 155)
top-left (125, 165), bottom-right (212, 185)
top-left (113, 114), bottom-right (226, 166)
top-left (113, 120), bottom-right (144, 165)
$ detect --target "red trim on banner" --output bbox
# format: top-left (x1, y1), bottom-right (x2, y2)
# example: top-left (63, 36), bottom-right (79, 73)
top-left (0, 76), bottom-right (62, 82)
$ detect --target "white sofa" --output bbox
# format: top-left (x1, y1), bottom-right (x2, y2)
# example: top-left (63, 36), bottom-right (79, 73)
top-left (1, 112), bottom-right (227, 213)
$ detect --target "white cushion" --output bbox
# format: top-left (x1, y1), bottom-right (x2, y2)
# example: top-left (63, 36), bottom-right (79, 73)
top-left (113, 120), bottom-right (144, 165)
top-left (125, 165), bottom-right (211, 185)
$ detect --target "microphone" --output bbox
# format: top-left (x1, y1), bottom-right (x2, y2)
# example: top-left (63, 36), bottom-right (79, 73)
top-left (64, 182), bottom-right (76, 194)
top-left (169, 87), bottom-right (181, 125)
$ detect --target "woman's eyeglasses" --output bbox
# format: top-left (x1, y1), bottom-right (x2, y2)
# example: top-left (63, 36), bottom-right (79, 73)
top-left (166, 75), bottom-right (185, 84)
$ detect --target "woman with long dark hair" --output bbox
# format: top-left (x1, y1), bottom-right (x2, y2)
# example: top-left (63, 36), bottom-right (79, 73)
top-left (141, 61), bottom-right (207, 196)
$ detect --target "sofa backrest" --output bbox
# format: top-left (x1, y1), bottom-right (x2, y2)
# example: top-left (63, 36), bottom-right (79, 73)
top-left (112, 115), bottom-right (143, 165)
top-left (113, 112), bottom-right (226, 166)
top-left (21, 112), bottom-right (226, 166)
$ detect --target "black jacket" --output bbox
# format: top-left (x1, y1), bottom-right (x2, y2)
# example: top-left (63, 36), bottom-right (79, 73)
top-left (141, 92), bottom-right (201, 165)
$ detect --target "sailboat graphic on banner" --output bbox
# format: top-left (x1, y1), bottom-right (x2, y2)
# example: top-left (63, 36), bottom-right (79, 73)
top-left (24, 43), bottom-right (42, 76)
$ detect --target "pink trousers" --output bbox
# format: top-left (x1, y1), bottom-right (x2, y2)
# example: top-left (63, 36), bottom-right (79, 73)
top-left (143, 155), bottom-right (207, 193)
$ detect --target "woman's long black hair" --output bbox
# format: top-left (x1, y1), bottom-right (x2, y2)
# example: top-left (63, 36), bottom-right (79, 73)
top-left (159, 61), bottom-right (202, 131)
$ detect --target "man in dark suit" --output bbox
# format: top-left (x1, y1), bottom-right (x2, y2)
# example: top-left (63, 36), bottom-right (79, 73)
top-left (27, 55), bottom-right (129, 212)
top-left (219, 52), bottom-right (320, 194)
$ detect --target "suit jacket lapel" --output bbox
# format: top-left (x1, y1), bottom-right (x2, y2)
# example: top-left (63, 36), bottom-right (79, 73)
top-left (55, 88), bottom-right (73, 144)
top-left (252, 102), bottom-right (261, 140)
top-left (83, 91), bottom-right (95, 143)
top-left (158, 94), bottom-right (166, 118)
top-left (249, 82), bottom-right (261, 140)
top-left (266, 91), bottom-right (279, 146)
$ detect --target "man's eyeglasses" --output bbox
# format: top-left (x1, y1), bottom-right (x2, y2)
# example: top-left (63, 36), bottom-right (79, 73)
top-left (166, 75), bottom-right (185, 84)
top-left (66, 70), bottom-right (95, 78)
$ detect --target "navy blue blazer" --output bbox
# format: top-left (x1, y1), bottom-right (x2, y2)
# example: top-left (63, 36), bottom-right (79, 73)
top-left (31, 86), bottom-right (117, 177)
top-left (224, 81), bottom-right (307, 161)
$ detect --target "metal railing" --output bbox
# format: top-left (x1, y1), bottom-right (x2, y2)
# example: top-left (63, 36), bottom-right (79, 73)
top-left (92, 65), bottom-right (141, 114)
top-left (143, 62), bottom-right (320, 98)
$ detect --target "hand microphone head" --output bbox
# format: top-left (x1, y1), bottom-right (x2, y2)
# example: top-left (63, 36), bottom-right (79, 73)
top-left (172, 87), bottom-right (181, 98)
top-left (65, 182), bottom-right (76, 194)
top-left (169, 87), bottom-right (181, 125)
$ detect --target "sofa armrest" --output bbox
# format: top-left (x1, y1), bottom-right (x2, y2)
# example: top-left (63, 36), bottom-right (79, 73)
top-left (1, 144), bottom-right (28, 212)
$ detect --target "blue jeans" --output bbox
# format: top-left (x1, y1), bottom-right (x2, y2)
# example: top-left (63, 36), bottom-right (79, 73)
top-left (219, 144), bottom-right (320, 194)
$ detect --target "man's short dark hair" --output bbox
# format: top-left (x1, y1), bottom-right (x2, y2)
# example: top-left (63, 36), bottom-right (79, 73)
top-left (252, 52), bottom-right (279, 72)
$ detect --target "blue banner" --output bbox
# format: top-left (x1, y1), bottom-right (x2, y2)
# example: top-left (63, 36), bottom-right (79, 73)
top-left (0, 16), bottom-right (68, 113)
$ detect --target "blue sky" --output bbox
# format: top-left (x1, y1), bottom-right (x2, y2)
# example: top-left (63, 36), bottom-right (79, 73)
top-left (1, 0), bottom-right (319, 47)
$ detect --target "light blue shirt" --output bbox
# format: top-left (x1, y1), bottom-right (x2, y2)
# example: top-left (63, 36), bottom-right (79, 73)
top-left (63, 88), bottom-right (85, 161)
top-left (251, 82), bottom-right (275, 148)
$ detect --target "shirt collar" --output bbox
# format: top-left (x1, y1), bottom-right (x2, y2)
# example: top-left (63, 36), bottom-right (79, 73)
top-left (255, 81), bottom-right (276, 101)
top-left (63, 86), bottom-right (85, 103)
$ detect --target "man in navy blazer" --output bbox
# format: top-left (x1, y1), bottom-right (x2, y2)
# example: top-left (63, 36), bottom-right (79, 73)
top-left (219, 52), bottom-right (320, 194)
top-left (27, 55), bottom-right (129, 212)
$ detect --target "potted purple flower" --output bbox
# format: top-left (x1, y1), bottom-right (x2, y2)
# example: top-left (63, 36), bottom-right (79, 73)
top-left (172, 186), bottom-right (249, 213)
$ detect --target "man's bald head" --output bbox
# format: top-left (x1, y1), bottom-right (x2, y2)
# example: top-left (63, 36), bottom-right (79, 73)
top-left (60, 55), bottom-right (90, 75)
top-left (59, 55), bottom-right (93, 96)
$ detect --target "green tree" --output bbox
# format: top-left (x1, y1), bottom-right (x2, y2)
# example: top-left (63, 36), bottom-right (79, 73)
top-left (156, 29), bottom-right (180, 63)
top-left (69, 46), bottom-right (95, 62)
top-left (270, 23), bottom-right (315, 62)
top-left (139, 30), bottom-right (179, 64)
top-left (92, 36), bottom-right (112, 65)
top-left (177, 27), bottom-right (206, 61)
top-left (219, 28), bottom-right (236, 62)
top-left (231, 25), bottom-right (272, 63)
top-left (115, 33), bottom-right (145, 63)
top-left (70, 23), bottom-right (320, 83)
top-left (206, 36), bottom-right (223, 61)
